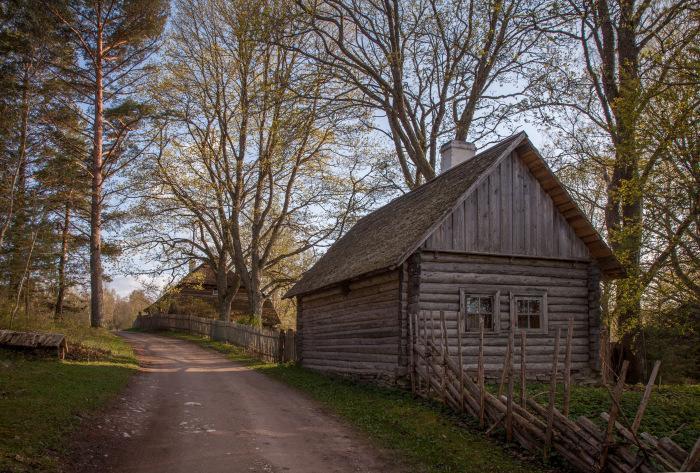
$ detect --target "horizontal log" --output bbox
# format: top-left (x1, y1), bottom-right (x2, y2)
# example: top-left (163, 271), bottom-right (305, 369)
top-left (303, 344), bottom-right (399, 355)
top-left (300, 271), bottom-right (399, 302)
top-left (420, 251), bottom-right (589, 269)
top-left (305, 336), bottom-right (400, 347)
top-left (420, 261), bottom-right (590, 279)
top-left (421, 272), bottom-right (587, 288)
top-left (420, 283), bottom-right (589, 298)
top-left (302, 358), bottom-right (397, 371)
top-left (303, 283), bottom-right (399, 311)
top-left (302, 351), bottom-right (399, 363)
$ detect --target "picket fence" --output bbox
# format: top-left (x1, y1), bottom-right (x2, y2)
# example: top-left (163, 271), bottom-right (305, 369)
top-left (133, 313), bottom-right (297, 363)
top-left (411, 310), bottom-right (700, 472)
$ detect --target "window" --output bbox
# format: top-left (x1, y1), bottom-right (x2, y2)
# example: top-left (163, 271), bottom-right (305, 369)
top-left (515, 297), bottom-right (542, 329)
top-left (460, 289), bottom-right (500, 332)
top-left (510, 291), bottom-right (548, 333)
top-left (212, 289), bottom-right (218, 296)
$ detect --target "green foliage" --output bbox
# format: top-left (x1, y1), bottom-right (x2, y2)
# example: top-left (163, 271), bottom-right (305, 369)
top-left (0, 326), bottom-right (136, 472)
top-left (484, 382), bottom-right (700, 452)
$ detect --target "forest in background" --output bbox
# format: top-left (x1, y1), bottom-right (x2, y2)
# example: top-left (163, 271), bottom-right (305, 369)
top-left (0, 0), bottom-right (697, 382)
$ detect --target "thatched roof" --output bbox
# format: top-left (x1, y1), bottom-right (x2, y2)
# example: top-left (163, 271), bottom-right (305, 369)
top-left (285, 133), bottom-right (624, 298)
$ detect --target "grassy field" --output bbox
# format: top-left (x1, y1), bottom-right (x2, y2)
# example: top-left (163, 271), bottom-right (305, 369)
top-left (0, 321), bottom-right (137, 472)
top-left (157, 330), bottom-right (700, 469)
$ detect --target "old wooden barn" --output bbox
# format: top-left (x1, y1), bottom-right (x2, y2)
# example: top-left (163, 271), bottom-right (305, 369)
top-left (147, 263), bottom-right (280, 328)
top-left (285, 132), bottom-right (625, 385)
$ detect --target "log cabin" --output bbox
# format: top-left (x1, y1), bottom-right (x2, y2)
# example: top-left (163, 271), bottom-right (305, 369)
top-left (146, 263), bottom-right (280, 328)
top-left (285, 132), bottom-right (625, 385)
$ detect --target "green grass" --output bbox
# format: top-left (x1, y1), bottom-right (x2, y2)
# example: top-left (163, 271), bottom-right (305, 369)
top-left (508, 382), bottom-right (700, 451)
top-left (0, 323), bottom-right (137, 472)
top-left (156, 330), bottom-right (552, 472)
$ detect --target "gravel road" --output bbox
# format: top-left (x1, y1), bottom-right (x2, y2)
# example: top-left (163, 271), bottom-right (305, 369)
top-left (68, 332), bottom-right (402, 473)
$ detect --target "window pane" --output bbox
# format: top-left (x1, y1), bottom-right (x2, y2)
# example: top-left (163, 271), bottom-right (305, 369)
top-left (484, 314), bottom-right (493, 330)
top-left (530, 314), bottom-right (540, 329)
top-left (530, 299), bottom-right (540, 314)
top-left (517, 299), bottom-right (528, 314)
top-left (467, 297), bottom-right (479, 314)
top-left (518, 314), bottom-right (528, 328)
top-left (467, 314), bottom-right (477, 331)
top-left (480, 297), bottom-right (493, 314)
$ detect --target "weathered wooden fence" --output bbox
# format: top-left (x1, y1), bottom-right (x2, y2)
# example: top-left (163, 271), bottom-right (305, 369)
top-left (133, 313), bottom-right (297, 363)
top-left (411, 310), bottom-right (700, 473)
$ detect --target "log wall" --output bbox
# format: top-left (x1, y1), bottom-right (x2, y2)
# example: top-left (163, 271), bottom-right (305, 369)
top-left (417, 251), bottom-right (599, 379)
top-left (425, 152), bottom-right (590, 260)
top-left (298, 270), bottom-right (401, 383)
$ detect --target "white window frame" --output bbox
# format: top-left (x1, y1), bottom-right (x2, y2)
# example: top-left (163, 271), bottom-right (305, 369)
top-left (460, 288), bottom-right (501, 333)
top-left (509, 289), bottom-right (548, 334)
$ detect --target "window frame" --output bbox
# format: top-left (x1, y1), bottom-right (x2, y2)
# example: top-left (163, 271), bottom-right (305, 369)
top-left (459, 288), bottom-right (501, 333)
top-left (509, 289), bottom-right (548, 334)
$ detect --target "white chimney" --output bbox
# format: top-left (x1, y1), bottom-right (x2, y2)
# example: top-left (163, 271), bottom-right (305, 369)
top-left (440, 140), bottom-right (476, 173)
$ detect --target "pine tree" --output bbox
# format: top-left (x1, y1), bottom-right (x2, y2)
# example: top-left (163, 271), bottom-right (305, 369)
top-left (46, 0), bottom-right (167, 327)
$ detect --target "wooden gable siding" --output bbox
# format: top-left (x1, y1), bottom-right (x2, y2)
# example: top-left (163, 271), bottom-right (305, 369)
top-left (417, 251), bottom-right (598, 378)
top-left (298, 270), bottom-right (401, 381)
top-left (424, 152), bottom-right (590, 260)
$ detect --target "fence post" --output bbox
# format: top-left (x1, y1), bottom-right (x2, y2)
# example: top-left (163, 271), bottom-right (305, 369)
top-left (278, 330), bottom-right (286, 363)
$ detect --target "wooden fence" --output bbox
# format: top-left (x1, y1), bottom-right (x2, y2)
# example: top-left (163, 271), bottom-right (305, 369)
top-left (133, 313), bottom-right (297, 363)
top-left (411, 310), bottom-right (700, 473)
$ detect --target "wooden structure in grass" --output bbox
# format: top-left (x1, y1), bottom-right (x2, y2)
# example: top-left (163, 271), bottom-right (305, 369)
top-left (285, 132), bottom-right (625, 384)
top-left (0, 329), bottom-right (67, 359)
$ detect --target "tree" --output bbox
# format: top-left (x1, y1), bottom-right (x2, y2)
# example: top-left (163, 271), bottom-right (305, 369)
top-left (46, 0), bottom-right (167, 327)
top-left (0, 0), bottom-right (76, 317)
top-left (532, 0), bottom-right (699, 380)
top-left (290, 0), bottom-right (555, 188)
top-left (132, 0), bottom-right (383, 324)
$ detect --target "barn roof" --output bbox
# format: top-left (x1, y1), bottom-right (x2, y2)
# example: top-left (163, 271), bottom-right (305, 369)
top-left (285, 132), bottom-right (624, 298)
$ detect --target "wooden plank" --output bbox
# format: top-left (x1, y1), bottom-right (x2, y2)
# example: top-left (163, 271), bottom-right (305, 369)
top-left (506, 317), bottom-right (515, 442)
top-left (599, 360), bottom-right (629, 471)
top-left (631, 360), bottom-right (661, 433)
top-left (409, 309), bottom-right (416, 394)
top-left (500, 158), bottom-right (512, 252)
top-left (489, 171), bottom-right (500, 253)
top-left (563, 318), bottom-right (574, 416)
top-left (477, 180), bottom-right (490, 251)
top-left (479, 316), bottom-right (485, 428)
top-left (544, 327), bottom-right (561, 462)
top-left (520, 330), bottom-right (527, 408)
top-left (457, 310), bottom-right (465, 412)
top-left (680, 438), bottom-right (700, 472)
top-left (440, 311), bottom-right (449, 403)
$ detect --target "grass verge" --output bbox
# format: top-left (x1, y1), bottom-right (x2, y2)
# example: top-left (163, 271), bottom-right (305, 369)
top-left (154, 330), bottom-right (554, 473)
top-left (0, 323), bottom-right (137, 472)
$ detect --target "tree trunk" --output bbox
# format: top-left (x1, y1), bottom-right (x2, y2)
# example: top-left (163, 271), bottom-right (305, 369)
top-left (7, 64), bottom-right (32, 290)
top-left (216, 270), bottom-right (239, 322)
top-left (90, 20), bottom-right (104, 328)
top-left (55, 201), bottom-right (71, 320)
top-left (602, 0), bottom-right (645, 382)
top-left (248, 286), bottom-right (264, 328)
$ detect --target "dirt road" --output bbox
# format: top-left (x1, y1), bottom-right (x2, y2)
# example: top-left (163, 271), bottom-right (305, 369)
top-left (69, 332), bottom-right (402, 473)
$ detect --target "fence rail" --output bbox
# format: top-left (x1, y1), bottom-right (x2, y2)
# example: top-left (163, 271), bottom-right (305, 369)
top-left (133, 313), bottom-right (297, 363)
top-left (411, 310), bottom-right (700, 473)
